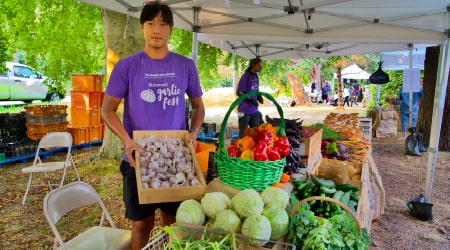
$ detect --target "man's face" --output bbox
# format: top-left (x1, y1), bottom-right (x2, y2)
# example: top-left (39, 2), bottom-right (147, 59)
top-left (142, 12), bottom-right (172, 49)
top-left (253, 62), bottom-right (262, 73)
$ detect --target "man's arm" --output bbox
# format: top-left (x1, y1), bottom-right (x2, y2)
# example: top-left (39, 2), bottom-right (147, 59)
top-left (188, 96), bottom-right (205, 146)
top-left (101, 94), bottom-right (141, 167)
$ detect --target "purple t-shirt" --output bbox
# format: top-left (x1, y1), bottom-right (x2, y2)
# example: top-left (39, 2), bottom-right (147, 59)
top-left (237, 70), bottom-right (259, 114)
top-left (106, 51), bottom-right (203, 137)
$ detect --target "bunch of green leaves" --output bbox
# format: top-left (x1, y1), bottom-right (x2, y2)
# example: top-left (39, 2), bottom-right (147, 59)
top-left (311, 123), bottom-right (340, 139)
top-left (287, 203), bottom-right (319, 246)
top-left (161, 225), bottom-right (237, 250)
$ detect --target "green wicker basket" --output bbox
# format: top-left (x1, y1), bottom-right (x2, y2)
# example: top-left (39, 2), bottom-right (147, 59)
top-left (214, 91), bottom-right (286, 192)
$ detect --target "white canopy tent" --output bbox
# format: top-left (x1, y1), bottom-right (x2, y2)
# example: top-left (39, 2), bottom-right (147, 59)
top-left (336, 64), bottom-right (371, 80)
top-left (78, 0), bottom-right (449, 204)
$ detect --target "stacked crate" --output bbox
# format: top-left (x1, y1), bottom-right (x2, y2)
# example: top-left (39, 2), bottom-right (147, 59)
top-left (25, 105), bottom-right (68, 141)
top-left (69, 74), bottom-right (105, 145)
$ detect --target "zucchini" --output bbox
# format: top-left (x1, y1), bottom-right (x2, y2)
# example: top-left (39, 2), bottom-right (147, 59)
top-left (302, 182), bottom-right (315, 198)
top-left (292, 177), bottom-right (307, 186)
top-left (340, 191), bottom-right (352, 206)
top-left (350, 192), bottom-right (360, 202)
top-left (319, 186), bottom-right (337, 194)
top-left (297, 182), bottom-right (308, 192)
top-left (311, 175), bottom-right (336, 188)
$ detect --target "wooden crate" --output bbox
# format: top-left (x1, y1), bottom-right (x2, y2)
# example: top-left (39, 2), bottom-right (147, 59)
top-left (133, 130), bottom-right (206, 204)
top-left (70, 108), bottom-right (101, 126)
top-left (70, 91), bottom-right (104, 110)
top-left (298, 126), bottom-right (322, 157)
top-left (71, 74), bottom-right (104, 92)
top-left (68, 126), bottom-right (90, 145)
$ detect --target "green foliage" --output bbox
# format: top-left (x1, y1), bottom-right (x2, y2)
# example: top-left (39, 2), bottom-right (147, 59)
top-left (1, 0), bottom-right (105, 95)
top-left (378, 70), bottom-right (403, 108)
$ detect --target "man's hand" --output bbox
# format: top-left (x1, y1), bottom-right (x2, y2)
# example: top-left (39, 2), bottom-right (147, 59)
top-left (257, 95), bottom-right (264, 104)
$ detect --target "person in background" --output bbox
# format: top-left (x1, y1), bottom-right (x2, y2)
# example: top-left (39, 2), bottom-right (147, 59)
top-left (350, 84), bottom-right (359, 107)
top-left (362, 86), bottom-right (370, 107)
top-left (236, 58), bottom-right (264, 138)
top-left (398, 82), bottom-right (423, 139)
top-left (342, 85), bottom-right (350, 107)
top-left (321, 80), bottom-right (331, 104)
top-left (101, 3), bottom-right (205, 249)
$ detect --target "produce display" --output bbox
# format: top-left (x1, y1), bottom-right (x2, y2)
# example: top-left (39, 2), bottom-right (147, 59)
top-left (291, 176), bottom-right (361, 217)
top-left (173, 187), bottom-right (291, 247)
top-left (136, 135), bottom-right (202, 189)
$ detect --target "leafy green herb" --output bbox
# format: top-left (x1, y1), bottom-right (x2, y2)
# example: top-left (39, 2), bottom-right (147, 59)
top-left (311, 123), bottom-right (340, 139)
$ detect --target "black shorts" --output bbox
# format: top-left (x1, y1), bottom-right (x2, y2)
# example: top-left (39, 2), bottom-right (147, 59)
top-left (120, 161), bottom-right (180, 221)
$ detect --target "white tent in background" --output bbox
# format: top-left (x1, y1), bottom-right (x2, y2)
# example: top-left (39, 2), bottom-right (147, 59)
top-left (334, 64), bottom-right (371, 80)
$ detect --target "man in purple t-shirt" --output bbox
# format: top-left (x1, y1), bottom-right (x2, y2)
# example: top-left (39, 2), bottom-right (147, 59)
top-left (236, 58), bottom-right (264, 138)
top-left (101, 2), bottom-right (205, 249)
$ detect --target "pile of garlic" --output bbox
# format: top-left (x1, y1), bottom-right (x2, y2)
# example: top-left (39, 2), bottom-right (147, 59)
top-left (137, 135), bottom-right (202, 189)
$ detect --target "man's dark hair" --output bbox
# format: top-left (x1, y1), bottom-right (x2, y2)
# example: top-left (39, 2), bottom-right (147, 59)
top-left (246, 58), bottom-right (262, 71)
top-left (140, 3), bottom-right (174, 27)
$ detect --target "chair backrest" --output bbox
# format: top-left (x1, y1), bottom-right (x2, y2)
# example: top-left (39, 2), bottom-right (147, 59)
top-left (38, 132), bottom-right (73, 149)
top-left (44, 181), bottom-right (107, 225)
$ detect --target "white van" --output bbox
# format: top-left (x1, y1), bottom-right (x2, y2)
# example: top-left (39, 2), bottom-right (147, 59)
top-left (0, 62), bottom-right (60, 103)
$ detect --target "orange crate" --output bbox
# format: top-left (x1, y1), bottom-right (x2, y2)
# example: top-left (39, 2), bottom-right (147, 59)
top-left (70, 108), bottom-right (101, 126)
top-left (26, 122), bottom-right (68, 140)
top-left (89, 125), bottom-right (102, 142)
top-left (72, 74), bottom-right (104, 92)
top-left (24, 105), bottom-right (67, 116)
top-left (70, 91), bottom-right (103, 109)
top-left (68, 126), bottom-right (90, 145)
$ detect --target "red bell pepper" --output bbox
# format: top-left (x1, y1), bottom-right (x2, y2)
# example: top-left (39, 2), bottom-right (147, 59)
top-left (268, 147), bottom-right (281, 161)
top-left (227, 145), bottom-right (241, 157)
top-left (254, 141), bottom-right (269, 161)
top-left (274, 137), bottom-right (290, 157)
top-left (255, 129), bottom-right (273, 145)
top-left (244, 127), bottom-right (258, 139)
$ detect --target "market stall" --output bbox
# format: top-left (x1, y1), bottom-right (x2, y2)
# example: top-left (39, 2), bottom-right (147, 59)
top-left (136, 92), bottom-right (384, 249)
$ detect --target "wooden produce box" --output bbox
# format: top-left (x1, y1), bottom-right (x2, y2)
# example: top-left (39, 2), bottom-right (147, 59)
top-left (71, 74), bottom-right (104, 92)
top-left (298, 126), bottom-right (323, 173)
top-left (170, 223), bottom-right (295, 250)
top-left (134, 130), bottom-right (206, 204)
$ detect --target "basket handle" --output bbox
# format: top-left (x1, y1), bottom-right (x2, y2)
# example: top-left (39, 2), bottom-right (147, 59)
top-left (217, 91), bottom-right (285, 158)
top-left (289, 196), bottom-right (362, 235)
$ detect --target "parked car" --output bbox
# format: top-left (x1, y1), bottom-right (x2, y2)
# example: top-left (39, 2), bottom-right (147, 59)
top-left (0, 62), bottom-right (62, 103)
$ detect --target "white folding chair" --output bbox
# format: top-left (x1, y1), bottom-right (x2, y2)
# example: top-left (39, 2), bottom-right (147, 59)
top-left (43, 181), bottom-right (131, 250)
top-left (22, 131), bottom-right (80, 205)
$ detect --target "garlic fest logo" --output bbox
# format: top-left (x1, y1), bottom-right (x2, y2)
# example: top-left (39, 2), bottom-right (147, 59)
top-left (141, 72), bottom-right (181, 110)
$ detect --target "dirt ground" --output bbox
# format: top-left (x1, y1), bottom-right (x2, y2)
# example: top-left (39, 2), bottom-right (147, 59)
top-left (0, 101), bottom-right (449, 249)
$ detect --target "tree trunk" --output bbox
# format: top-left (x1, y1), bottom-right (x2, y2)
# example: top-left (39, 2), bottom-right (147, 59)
top-left (98, 10), bottom-right (145, 160)
top-left (417, 46), bottom-right (450, 151)
top-left (287, 73), bottom-right (311, 106)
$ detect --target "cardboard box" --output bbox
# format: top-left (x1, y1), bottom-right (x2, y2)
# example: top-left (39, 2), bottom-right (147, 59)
top-left (134, 130), bottom-right (206, 204)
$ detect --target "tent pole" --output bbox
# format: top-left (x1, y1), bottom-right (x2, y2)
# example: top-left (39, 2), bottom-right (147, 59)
top-left (190, 6), bottom-right (200, 65)
top-left (408, 45), bottom-right (413, 129)
top-left (424, 39), bottom-right (450, 203)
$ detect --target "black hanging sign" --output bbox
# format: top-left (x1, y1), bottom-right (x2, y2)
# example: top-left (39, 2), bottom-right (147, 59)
top-left (369, 61), bottom-right (390, 84)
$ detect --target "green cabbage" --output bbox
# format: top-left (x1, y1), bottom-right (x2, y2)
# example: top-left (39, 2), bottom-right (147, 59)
top-left (175, 199), bottom-right (205, 225)
top-left (231, 189), bottom-right (264, 217)
top-left (213, 209), bottom-right (242, 233)
top-left (200, 192), bottom-right (231, 219)
top-left (262, 205), bottom-right (289, 240)
top-left (260, 186), bottom-right (289, 208)
top-left (241, 214), bottom-right (272, 246)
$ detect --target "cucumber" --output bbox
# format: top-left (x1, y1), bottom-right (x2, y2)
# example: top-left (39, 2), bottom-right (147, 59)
top-left (340, 191), bottom-right (352, 206)
top-left (350, 192), bottom-right (360, 202)
top-left (332, 190), bottom-right (345, 201)
top-left (311, 175), bottom-right (336, 188)
top-left (297, 182), bottom-right (308, 192)
top-left (335, 183), bottom-right (354, 192)
top-left (292, 177), bottom-right (307, 186)
top-left (302, 182), bottom-right (315, 198)
top-left (348, 200), bottom-right (358, 214)
top-left (320, 186), bottom-right (337, 194)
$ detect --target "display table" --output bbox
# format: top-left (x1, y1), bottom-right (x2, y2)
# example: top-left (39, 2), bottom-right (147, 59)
top-left (368, 110), bottom-right (399, 138)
